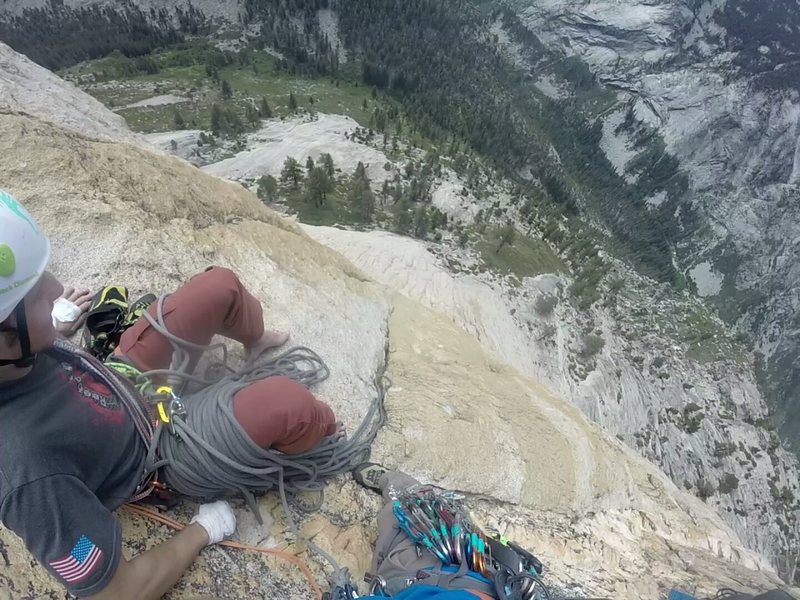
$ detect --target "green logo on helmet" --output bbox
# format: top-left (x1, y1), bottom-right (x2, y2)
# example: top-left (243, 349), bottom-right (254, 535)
top-left (0, 244), bottom-right (16, 277)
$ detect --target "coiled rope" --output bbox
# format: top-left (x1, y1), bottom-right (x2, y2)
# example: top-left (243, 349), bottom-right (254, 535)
top-left (139, 295), bottom-right (387, 588)
top-left (135, 297), bottom-right (387, 520)
top-left (54, 292), bottom-right (388, 593)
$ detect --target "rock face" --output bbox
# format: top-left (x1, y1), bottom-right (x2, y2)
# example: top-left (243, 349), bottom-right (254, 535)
top-left (0, 41), bottom-right (143, 144)
top-left (509, 0), bottom-right (800, 455)
top-left (0, 42), bottom-right (790, 599)
top-left (303, 222), bottom-right (800, 575)
top-left (201, 114), bottom-right (393, 184)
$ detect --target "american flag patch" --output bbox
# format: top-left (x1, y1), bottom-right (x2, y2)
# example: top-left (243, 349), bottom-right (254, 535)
top-left (49, 535), bottom-right (103, 584)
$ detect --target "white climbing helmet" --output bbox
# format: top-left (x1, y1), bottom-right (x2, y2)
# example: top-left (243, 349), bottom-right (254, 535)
top-left (0, 190), bottom-right (51, 322)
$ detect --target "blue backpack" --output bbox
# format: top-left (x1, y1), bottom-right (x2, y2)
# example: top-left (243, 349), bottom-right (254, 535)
top-left (363, 586), bottom-right (485, 599)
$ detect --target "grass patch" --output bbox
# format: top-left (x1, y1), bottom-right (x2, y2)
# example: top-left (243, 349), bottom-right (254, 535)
top-left (220, 53), bottom-right (375, 125)
top-left (66, 44), bottom-right (381, 134)
top-left (84, 87), bottom-right (159, 108)
top-left (477, 228), bottom-right (568, 280)
top-left (682, 307), bottom-right (748, 364)
top-left (116, 103), bottom-right (209, 133)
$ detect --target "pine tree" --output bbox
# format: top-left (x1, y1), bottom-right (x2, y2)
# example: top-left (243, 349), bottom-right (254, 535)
top-left (321, 153), bottom-right (336, 177)
top-left (391, 182), bottom-right (403, 204)
top-left (496, 222), bottom-right (517, 254)
top-left (374, 109), bottom-right (387, 132)
top-left (210, 104), bottom-right (223, 135)
top-left (305, 167), bottom-right (333, 208)
top-left (280, 157), bottom-right (303, 188)
top-left (347, 164), bottom-right (375, 220)
top-left (260, 97), bottom-right (272, 118)
top-left (520, 198), bottom-right (536, 233)
top-left (288, 92), bottom-right (298, 112)
top-left (430, 208), bottom-right (447, 231)
top-left (246, 103), bottom-right (260, 126)
top-left (306, 156), bottom-right (315, 172)
top-left (381, 180), bottom-right (390, 205)
top-left (393, 198), bottom-right (413, 234)
top-left (257, 175), bottom-right (278, 203)
top-left (221, 79), bottom-right (233, 99)
top-left (413, 206), bottom-right (429, 239)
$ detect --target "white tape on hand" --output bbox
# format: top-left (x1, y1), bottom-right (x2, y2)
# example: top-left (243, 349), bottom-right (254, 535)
top-left (52, 297), bottom-right (83, 327)
top-left (191, 501), bottom-right (237, 545)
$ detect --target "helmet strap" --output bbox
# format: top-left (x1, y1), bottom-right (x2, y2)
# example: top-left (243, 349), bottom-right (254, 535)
top-left (0, 302), bottom-right (37, 368)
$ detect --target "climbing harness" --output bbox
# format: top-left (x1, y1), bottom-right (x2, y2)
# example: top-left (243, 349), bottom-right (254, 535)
top-left (382, 487), bottom-right (552, 600)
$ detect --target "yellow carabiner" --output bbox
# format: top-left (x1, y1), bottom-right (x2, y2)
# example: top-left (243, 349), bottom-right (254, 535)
top-left (157, 401), bottom-right (170, 424)
top-left (156, 386), bottom-right (173, 396)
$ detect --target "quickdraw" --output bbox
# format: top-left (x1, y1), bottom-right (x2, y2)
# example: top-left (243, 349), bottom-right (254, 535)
top-left (390, 487), bottom-right (551, 600)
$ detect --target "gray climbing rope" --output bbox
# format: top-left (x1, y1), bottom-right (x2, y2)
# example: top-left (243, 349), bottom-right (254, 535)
top-left (135, 295), bottom-right (387, 587)
top-left (54, 293), bottom-right (386, 590)
top-left (133, 296), bottom-right (386, 515)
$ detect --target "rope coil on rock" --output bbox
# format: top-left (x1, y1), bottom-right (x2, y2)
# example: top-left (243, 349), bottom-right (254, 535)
top-left (134, 296), bottom-right (387, 524)
top-left (52, 293), bottom-right (388, 591)
top-left (135, 295), bottom-right (387, 587)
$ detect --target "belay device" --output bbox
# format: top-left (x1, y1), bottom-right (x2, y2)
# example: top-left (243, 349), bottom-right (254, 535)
top-left (387, 486), bottom-right (551, 600)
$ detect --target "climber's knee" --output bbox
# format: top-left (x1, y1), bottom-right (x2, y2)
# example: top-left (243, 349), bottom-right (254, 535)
top-left (232, 376), bottom-right (337, 453)
top-left (200, 265), bottom-right (239, 287)
top-left (195, 266), bottom-right (242, 299)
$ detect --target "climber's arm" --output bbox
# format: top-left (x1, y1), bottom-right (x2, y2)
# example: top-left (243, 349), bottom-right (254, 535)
top-left (87, 524), bottom-right (208, 600)
top-left (0, 475), bottom-right (235, 600)
top-left (89, 501), bottom-right (235, 600)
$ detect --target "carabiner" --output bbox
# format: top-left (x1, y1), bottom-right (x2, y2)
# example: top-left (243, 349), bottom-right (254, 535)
top-left (156, 386), bottom-right (186, 436)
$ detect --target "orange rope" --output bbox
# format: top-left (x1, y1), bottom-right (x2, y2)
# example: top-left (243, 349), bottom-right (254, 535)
top-left (124, 504), bottom-right (324, 600)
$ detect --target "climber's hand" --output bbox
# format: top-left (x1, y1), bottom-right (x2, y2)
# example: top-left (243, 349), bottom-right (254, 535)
top-left (191, 500), bottom-right (237, 545)
top-left (53, 287), bottom-right (92, 336)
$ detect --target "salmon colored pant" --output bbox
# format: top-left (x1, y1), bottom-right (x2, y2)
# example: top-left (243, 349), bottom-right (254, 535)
top-left (117, 266), bottom-right (337, 454)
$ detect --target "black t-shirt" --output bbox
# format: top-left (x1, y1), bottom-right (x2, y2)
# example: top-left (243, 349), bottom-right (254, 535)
top-left (0, 352), bottom-right (146, 597)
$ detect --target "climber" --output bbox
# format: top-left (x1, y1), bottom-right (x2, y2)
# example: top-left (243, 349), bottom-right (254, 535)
top-left (0, 191), bottom-right (337, 599)
top-left (350, 463), bottom-right (503, 600)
